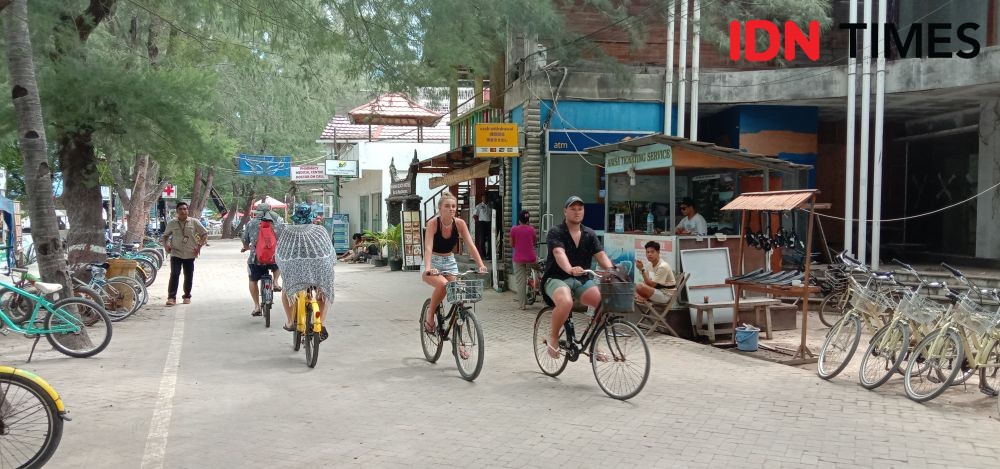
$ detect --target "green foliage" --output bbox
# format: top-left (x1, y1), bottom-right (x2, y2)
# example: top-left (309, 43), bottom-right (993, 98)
top-left (364, 223), bottom-right (402, 258)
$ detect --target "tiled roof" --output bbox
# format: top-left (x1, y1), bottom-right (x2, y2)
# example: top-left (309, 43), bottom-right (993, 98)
top-left (348, 92), bottom-right (445, 127)
top-left (721, 190), bottom-right (818, 211)
top-left (318, 114), bottom-right (451, 143)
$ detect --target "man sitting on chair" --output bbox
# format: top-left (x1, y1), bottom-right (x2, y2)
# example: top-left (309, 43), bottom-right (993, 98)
top-left (635, 240), bottom-right (676, 304)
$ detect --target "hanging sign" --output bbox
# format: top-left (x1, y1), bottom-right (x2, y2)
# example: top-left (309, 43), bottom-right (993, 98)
top-left (291, 164), bottom-right (328, 182)
top-left (161, 184), bottom-right (178, 199)
top-left (326, 159), bottom-right (359, 177)
top-left (238, 154), bottom-right (292, 177)
top-left (474, 123), bottom-right (519, 157)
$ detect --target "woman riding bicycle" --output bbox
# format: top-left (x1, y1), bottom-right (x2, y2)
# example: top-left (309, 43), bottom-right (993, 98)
top-left (423, 192), bottom-right (487, 333)
top-left (276, 203), bottom-right (335, 340)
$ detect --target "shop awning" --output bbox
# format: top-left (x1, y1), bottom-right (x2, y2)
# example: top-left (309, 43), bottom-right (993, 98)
top-left (721, 189), bottom-right (818, 211)
top-left (412, 145), bottom-right (501, 188)
top-left (585, 134), bottom-right (811, 173)
top-left (348, 93), bottom-right (444, 127)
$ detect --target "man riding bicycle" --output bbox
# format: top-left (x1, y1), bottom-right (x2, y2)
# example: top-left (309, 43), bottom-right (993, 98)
top-left (241, 202), bottom-right (284, 318)
top-left (543, 196), bottom-right (614, 358)
top-left (276, 203), bottom-right (334, 341)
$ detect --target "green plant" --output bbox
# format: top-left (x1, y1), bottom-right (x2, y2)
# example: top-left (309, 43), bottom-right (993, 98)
top-left (363, 224), bottom-right (403, 260)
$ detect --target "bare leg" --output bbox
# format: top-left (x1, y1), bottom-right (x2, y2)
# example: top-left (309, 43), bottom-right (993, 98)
top-left (249, 280), bottom-right (260, 312)
top-left (422, 274), bottom-right (450, 330)
top-left (273, 269), bottom-right (282, 289)
top-left (549, 287), bottom-right (573, 357)
top-left (281, 293), bottom-right (294, 328)
top-left (635, 283), bottom-right (655, 301)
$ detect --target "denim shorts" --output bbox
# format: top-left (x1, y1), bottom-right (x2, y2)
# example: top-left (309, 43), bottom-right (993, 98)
top-left (430, 254), bottom-right (458, 275)
top-left (544, 277), bottom-right (597, 300)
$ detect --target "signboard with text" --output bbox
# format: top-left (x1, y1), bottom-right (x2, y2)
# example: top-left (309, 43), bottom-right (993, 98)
top-left (474, 123), bottom-right (519, 157)
top-left (291, 164), bottom-right (328, 182)
top-left (325, 159), bottom-right (359, 177)
top-left (605, 143), bottom-right (672, 174)
top-left (401, 210), bottom-right (423, 268)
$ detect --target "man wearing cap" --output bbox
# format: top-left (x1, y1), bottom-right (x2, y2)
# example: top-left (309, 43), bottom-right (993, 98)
top-left (241, 202), bottom-right (284, 317)
top-left (542, 196), bottom-right (614, 358)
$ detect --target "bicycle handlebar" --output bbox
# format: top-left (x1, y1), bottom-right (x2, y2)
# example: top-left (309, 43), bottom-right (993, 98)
top-left (424, 269), bottom-right (484, 277)
top-left (941, 262), bottom-right (963, 278)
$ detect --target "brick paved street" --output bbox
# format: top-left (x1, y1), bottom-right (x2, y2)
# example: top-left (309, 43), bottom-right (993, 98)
top-left (3, 239), bottom-right (999, 468)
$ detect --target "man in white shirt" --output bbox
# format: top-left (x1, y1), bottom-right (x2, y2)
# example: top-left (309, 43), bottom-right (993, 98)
top-left (675, 197), bottom-right (707, 236)
top-left (473, 195), bottom-right (492, 260)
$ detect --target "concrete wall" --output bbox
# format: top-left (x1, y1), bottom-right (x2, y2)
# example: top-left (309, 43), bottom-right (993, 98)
top-left (332, 141), bottom-right (449, 234)
top-left (976, 99), bottom-right (1000, 258)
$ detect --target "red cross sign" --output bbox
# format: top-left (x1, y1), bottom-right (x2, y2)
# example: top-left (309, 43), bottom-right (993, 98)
top-left (161, 184), bottom-right (177, 199)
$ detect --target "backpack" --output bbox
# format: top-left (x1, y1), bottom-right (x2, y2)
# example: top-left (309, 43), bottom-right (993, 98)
top-left (255, 220), bottom-right (277, 265)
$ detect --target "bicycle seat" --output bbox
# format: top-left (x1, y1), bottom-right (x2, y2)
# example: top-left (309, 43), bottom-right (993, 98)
top-left (34, 281), bottom-right (63, 295)
top-left (88, 262), bottom-right (111, 270)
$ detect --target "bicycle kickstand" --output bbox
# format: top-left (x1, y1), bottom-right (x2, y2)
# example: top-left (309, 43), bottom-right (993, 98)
top-left (26, 335), bottom-right (41, 363)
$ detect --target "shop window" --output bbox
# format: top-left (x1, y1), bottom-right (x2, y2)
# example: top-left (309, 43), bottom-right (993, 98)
top-left (371, 192), bottom-right (382, 232)
top-left (360, 194), bottom-right (369, 232)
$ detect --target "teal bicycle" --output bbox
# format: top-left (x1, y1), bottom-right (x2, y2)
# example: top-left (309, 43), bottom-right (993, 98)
top-left (0, 277), bottom-right (112, 361)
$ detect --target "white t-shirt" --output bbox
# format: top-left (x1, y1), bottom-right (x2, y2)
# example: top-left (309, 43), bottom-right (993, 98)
top-left (474, 202), bottom-right (492, 222)
top-left (676, 213), bottom-right (707, 235)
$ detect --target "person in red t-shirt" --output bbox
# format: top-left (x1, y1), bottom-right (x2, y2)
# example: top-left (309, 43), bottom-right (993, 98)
top-left (509, 210), bottom-right (537, 310)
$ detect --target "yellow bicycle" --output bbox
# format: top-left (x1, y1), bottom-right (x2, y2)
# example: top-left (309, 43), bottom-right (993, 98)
top-left (291, 287), bottom-right (323, 368)
top-left (1, 366), bottom-right (70, 469)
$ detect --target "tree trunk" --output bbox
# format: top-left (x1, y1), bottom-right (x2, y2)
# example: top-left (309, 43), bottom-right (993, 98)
top-left (190, 168), bottom-right (215, 218)
top-left (60, 130), bottom-right (106, 269)
top-left (122, 155), bottom-right (149, 243)
top-left (4, 0), bottom-right (85, 353)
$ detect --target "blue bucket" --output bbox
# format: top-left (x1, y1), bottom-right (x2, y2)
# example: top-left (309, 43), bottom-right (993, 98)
top-left (735, 325), bottom-right (760, 352)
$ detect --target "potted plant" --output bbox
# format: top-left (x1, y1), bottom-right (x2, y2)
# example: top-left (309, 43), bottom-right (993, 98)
top-left (362, 229), bottom-right (388, 267)
top-left (383, 224), bottom-right (404, 271)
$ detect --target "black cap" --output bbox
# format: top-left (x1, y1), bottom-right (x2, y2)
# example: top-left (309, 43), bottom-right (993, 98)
top-left (565, 196), bottom-right (584, 208)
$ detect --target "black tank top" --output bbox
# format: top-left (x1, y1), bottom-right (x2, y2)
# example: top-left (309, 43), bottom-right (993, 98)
top-left (432, 217), bottom-right (459, 253)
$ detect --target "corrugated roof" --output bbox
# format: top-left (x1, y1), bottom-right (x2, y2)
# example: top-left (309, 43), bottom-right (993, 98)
top-left (317, 114), bottom-right (451, 143)
top-left (585, 133), bottom-right (812, 173)
top-left (721, 190), bottom-right (818, 211)
top-left (348, 93), bottom-right (445, 127)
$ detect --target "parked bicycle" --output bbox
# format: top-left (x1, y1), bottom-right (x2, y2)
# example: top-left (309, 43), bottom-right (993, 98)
top-left (420, 271), bottom-right (486, 381)
top-left (902, 263), bottom-right (1000, 403)
top-left (72, 264), bottom-right (146, 322)
top-left (0, 366), bottom-right (70, 469)
top-left (532, 269), bottom-right (650, 400)
top-left (0, 276), bottom-right (111, 361)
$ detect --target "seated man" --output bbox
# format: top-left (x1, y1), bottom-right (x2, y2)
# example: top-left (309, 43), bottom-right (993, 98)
top-left (635, 240), bottom-right (676, 304)
top-left (338, 233), bottom-right (365, 262)
top-left (543, 196), bottom-right (614, 358)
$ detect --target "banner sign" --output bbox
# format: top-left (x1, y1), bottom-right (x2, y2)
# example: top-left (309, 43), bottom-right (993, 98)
top-left (238, 154), bottom-right (291, 177)
top-left (547, 130), bottom-right (651, 154)
top-left (291, 164), bottom-right (328, 182)
top-left (605, 144), bottom-right (672, 174)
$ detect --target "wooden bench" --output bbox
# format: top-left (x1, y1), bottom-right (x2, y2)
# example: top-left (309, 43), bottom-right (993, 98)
top-left (688, 297), bottom-right (783, 343)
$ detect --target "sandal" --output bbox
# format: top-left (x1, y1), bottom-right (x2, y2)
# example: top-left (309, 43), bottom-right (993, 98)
top-left (458, 345), bottom-right (470, 360)
top-left (546, 341), bottom-right (561, 359)
top-left (282, 323), bottom-right (295, 332)
top-left (593, 350), bottom-right (611, 362)
top-left (319, 326), bottom-right (329, 342)
top-left (273, 285), bottom-right (283, 292)
top-left (423, 321), bottom-right (435, 334)
top-left (251, 309), bottom-right (262, 317)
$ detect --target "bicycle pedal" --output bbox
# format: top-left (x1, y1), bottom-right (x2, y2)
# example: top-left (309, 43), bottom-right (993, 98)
top-left (979, 386), bottom-right (999, 398)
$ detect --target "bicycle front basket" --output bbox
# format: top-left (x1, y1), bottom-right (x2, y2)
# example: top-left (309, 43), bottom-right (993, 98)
top-left (954, 297), bottom-right (1000, 336)
top-left (446, 279), bottom-right (483, 304)
top-left (847, 279), bottom-right (894, 316)
top-left (598, 280), bottom-right (635, 313)
top-left (896, 290), bottom-right (947, 325)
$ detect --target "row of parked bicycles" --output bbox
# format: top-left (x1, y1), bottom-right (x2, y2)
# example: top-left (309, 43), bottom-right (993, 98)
top-left (1, 236), bottom-right (166, 468)
top-left (814, 252), bottom-right (1000, 414)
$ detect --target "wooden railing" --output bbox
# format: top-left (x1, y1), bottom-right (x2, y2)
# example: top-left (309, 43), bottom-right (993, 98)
top-left (450, 103), bottom-right (504, 149)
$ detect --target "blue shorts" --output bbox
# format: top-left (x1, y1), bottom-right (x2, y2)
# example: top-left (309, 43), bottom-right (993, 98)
top-left (544, 277), bottom-right (597, 300)
top-left (430, 254), bottom-right (458, 275)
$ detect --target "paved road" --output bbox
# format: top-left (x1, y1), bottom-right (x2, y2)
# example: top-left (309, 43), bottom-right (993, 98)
top-left (3, 239), bottom-right (999, 468)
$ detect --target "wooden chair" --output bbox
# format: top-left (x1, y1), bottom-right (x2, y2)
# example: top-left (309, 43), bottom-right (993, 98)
top-left (635, 273), bottom-right (689, 337)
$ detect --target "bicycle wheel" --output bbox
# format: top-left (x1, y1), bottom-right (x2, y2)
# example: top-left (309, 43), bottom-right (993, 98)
top-left (818, 291), bottom-right (848, 327)
top-left (139, 249), bottom-right (163, 268)
top-left (0, 288), bottom-right (36, 325)
top-left (817, 313), bottom-right (862, 380)
top-left (591, 318), bottom-right (650, 400)
top-left (420, 299), bottom-right (443, 363)
top-left (101, 280), bottom-right (140, 322)
top-left (133, 258), bottom-right (157, 287)
top-left (109, 276), bottom-right (147, 307)
top-left (453, 308), bottom-right (485, 381)
top-left (533, 307), bottom-right (569, 377)
top-left (45, 298), bottom-right (113, 358)
top-left (261, 278), bottom-right (272, 329)
top-left (304, 302), bottom-right (319, 368)
top-left (979, 341), bottom-right (1000, 396)
top-left (0, 372), bottom-right (64, 469)
top-left (859, 321), bottom-right (909, 390)
top-left (903, 329), bottom-right (964, 403)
